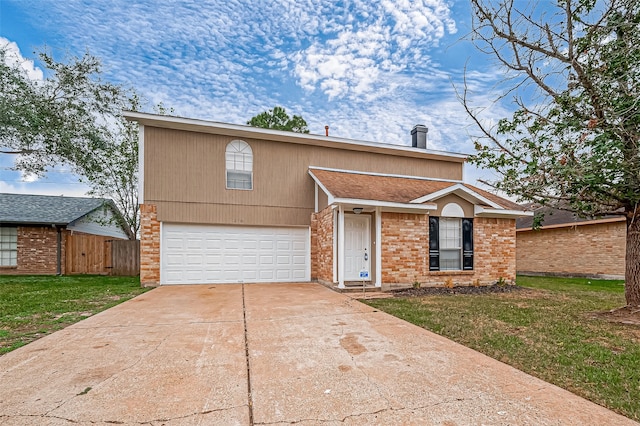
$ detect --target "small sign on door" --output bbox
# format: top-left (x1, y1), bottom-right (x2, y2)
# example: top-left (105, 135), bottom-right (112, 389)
top-left (359, 270), bottom-right (369, 279)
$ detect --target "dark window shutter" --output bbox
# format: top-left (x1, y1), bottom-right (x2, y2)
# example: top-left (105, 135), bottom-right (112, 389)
top-left (462, 218), bottom-right (474, 270)
top-left (429, 216), bottom-right (440, 271)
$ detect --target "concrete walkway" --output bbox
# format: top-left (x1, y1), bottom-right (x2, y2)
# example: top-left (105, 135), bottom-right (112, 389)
top-left (0, 283), bottom-right (635, 425)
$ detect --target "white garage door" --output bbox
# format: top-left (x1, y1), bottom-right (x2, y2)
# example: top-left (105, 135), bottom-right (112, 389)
top-left (161, 224), bottom-right (310, 284)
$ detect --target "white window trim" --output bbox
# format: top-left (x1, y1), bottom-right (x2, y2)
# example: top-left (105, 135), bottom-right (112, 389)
top-left (225, 140), bottom-right (253, 190)
top-left (0, 227), bottom-right (18, 267)
top-left (439, 217), bottom-right (462, 271)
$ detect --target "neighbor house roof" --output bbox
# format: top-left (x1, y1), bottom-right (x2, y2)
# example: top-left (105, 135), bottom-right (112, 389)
top-left (308, 168), bottom-right (526, 212)
top-left (0, 193), bottom-right (115, 226)
top-left (516, 205), bottom-right (625, 230)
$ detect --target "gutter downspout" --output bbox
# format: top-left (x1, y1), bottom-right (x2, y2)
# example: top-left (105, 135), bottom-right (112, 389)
top-left (56, 226), bottom-right (62, 276)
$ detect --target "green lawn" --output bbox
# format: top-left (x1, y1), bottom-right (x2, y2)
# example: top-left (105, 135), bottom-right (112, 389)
top-left (0, 275), bottom-right (149, 355)
top-left (364, 275), bottom-right (640, 422)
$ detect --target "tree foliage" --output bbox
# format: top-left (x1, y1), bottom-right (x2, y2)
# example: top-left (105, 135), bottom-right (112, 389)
top-left (462, 0), bottom-right (640, 305)
top-left (247, 106), bottom-right (310, 133)
top-left (0, 45), bottom-right (144, 238)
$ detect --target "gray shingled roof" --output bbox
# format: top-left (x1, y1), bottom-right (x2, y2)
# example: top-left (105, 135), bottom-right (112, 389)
top-left (0, 193), bottom-right (114, 225)
top-left (516, 205), bottom-right (622, 229)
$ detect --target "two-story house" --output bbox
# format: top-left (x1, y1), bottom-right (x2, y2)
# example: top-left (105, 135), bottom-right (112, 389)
top-left (125, 112), bottom-right (530, 288)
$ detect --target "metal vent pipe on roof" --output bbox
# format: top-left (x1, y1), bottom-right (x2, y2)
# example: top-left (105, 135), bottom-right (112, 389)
top-left (411, 124), bottom-right (428, 149)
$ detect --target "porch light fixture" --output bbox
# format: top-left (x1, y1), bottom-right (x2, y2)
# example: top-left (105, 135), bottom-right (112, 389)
top-left (353, 207), bottom-right (363, 214)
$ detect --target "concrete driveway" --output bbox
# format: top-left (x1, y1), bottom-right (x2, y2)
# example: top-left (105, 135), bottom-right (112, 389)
top-left (0, 283), bottom-right (635, 425)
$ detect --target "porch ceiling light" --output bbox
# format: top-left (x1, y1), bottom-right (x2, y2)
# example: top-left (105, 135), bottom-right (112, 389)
top-left (353, 207), bottom-right (363, 214)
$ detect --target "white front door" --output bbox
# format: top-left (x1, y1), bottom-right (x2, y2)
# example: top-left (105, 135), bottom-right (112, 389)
top-left (344, 215), bottom-right (371, 281)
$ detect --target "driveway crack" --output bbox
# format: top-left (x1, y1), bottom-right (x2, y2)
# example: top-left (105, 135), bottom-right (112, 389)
top-left (242, 283), bottom-right (255, 426)
top-left (254, 398), bottom-right (470, 424)
top-left (2, 404), bottom-right (249, 425)
top-left (44, 334), bottom-right (171, 418)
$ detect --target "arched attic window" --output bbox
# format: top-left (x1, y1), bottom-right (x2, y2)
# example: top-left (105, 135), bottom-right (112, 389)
top-left (226, 140), bottom-right (253, 190)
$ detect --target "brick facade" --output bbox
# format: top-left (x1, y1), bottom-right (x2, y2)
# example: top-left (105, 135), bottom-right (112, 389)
top-left (311, 206), bottom-right (334, 284)
top-left (0, 226), bottom-right (67, 275)
top-left (472, 217), bottom-right (517, 285)
top-left (139, 203), bottom-right (161, 286)
top-left (380, 212), bottom-right (429, 285)
top-left (516, 220), bottom-right (626, 278)
top-left (139, 205), bottom-right (517, 288)
top-left (376, 214), bottom-right (516, 288)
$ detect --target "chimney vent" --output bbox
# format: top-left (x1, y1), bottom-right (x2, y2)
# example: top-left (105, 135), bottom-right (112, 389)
top-left (411, 124), bottom-right (428, 149)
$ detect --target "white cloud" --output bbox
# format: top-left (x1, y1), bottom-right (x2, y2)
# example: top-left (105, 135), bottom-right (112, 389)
top-left (292, 0), bottom-right (457, 100)
top-left (5, 0), bottom-right (517, 190)
top-left (0, 37), bottom-right (44, 81)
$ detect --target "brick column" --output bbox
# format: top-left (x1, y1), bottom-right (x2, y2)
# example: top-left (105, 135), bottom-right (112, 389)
top-left (310, 206), bottom-right (334, 284)
top-left (139, 204), bottom-right (160, 286)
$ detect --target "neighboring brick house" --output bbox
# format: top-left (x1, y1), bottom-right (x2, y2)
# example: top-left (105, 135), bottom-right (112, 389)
top-left (516, 207), bottom-right (626, 279)
top-left (0, 194), bottom-right (131, 275)
top-left (125, 112), bottom-right (531, 288)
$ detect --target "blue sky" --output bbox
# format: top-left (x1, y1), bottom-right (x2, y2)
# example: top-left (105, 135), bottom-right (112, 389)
top-left (0, 0), bottom-right (511, 196)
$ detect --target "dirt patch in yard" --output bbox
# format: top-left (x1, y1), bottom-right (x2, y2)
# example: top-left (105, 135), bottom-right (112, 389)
top-left (590, 306), bottom-right (640, 327)
top-left (391, 284), bottom-right (525, 297)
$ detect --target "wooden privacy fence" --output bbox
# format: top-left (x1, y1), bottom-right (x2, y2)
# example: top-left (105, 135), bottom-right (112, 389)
top-left (110, 239), bottom-right (140, 276)
top-left (65, 234), bottom-right (140, 276)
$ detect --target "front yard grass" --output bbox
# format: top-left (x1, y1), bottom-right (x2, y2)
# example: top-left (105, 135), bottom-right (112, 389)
top-left (0, 275), bottom-right (149, 355)
top-left (364, 275), bottom-right (640, 422)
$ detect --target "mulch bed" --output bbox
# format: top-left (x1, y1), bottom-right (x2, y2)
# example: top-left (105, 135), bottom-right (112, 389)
top-left (391, 284), bottom-right (524, 297)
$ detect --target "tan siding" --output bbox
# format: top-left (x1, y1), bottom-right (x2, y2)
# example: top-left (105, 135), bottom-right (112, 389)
top-left (144, 127), bottom-right (463, 225)
top-left (155, 201), bottom-right (312, 226)
top-left (318, 188), bottom-right (329, 211)
top-left (431, 194), bottom-right (474, 217)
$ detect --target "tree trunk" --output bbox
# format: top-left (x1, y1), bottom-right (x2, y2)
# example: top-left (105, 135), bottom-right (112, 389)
top-left (625, 213), bottom-right (640, 306)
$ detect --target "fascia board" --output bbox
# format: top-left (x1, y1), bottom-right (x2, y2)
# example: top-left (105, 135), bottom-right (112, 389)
top-left (411, 184), bottom-right (503, 209)
top-left (334, 197), bottom-right (437, 211)
top-left (474, 205), bottom-right (534, 218)
top-left (123, 111), bottom-right (468, 163)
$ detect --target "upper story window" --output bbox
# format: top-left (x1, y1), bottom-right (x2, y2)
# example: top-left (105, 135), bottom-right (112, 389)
top-left (226, 140), bottom-right (253, 190)
top-left (0, 227), bottom-right (18, 267)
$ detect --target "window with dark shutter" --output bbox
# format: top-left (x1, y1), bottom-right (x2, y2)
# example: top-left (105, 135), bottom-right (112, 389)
top-left (462, 218), bottom-right (474, 270)
top-left (429, 216), bottom-right (440, 271)
top-left (428, 216), bottom-right (474, 272)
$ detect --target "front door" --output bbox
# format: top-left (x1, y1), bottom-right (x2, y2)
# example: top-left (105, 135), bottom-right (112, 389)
top-left (344, 215), bottom-right (371, 281)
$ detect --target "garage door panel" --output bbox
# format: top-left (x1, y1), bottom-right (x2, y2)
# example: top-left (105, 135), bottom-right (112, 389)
top-left (260, 255), bottom-right (274, 265)
top-left (161, 224), bottom-right (309, 284)
top-left (242, 254), bottom-right (258, 265)
top-left (259, 270), bottom-right (275, 280)
top-left (276, 270), bottom-right (291, 280)
top-left (260, 241), bottom-right (274, 250)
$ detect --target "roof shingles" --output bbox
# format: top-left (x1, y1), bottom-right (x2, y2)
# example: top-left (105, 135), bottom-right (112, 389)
top-left (310, 168), bottom-right (523, 211)
top-left (0, 193), bottom-right (110, 225)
